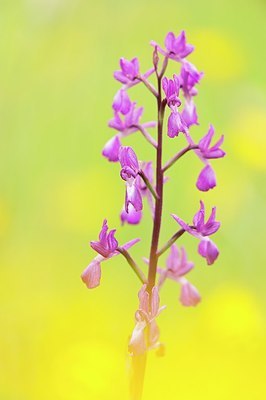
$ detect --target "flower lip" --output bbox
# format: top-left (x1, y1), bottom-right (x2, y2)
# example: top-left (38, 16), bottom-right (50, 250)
top-left (198, 238), bottom-right (219, 265)
top-left (81, 261), bottom-right (101, 289)
top-left (179, 280), bottom-right (201, 306)
top-left (167, 111), bottom-right (188, 138)
top-left (120, 204), bottom-right (142, 225)
top-left (102, 135), bottom-right (121, 162)
top-left (196, 164), bottom-right (217, 192)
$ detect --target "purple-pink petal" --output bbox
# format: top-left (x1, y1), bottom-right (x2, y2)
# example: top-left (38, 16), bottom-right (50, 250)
top-left (171, 213), bottom-right (190, 231)
top-left (108, 112), bottom-right (124, 131)
top-left (162, 74), bottom-right (181, 108)
top-left (165, 32), bottom-right (175, 51)
top-left (107, 229), bottom-right (118, 252)
top-left (119, 238), bottom-right (140, 252)
top-left (196, 164), bottom-right (217, 192)
top-left (112, 89), bottom-right (131, 115)
top-left (199, 124), bottom-right (215, 150)
top-left (81, 261), bottom-right (101, 289)
top-left (126, 183), bottom-right (143, 212)
top-left (151, 286), bottom-right (160, 318)
top-left (166, 244), bottom-right (180, 271)
top-left (113, 70), bottom-right (128, 84)
top-left (167, 111), bottom-right (188, 138)
top-left (180, 280), bottom-right (201, 306)
top-left (120, 205), bottom-right (142, 225)
top-left (198, 239), bottom-right (219, 265)
top-left (90, 220), bottom-right (118, 258)
top-left (166, 245), bottom-right (194, 278)
top-left (181, 99), bottom-right (199, 127)
top-left (119, 146), bottom-right (139, 172)
top-left (90, 241), bottom-right (110, 258)
top-left (102, 135), bottom-right (121, 162)
top-left (198, 125), bottom-right (225, 159)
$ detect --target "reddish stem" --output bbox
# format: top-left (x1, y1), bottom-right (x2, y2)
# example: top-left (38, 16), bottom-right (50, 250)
top-left (147, 77), bottom-right (166, 293)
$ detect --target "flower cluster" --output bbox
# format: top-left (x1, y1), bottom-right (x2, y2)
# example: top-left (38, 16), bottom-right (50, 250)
top-left (81, 29), bottom-right (225, 358)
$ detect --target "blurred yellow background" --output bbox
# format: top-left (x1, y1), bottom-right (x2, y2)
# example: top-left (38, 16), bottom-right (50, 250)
top-left (0, 0), bottom-right (266, 399)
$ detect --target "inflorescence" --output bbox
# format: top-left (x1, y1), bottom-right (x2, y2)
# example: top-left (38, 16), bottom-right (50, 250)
top-left (81, 30), bottom-right (225, 356)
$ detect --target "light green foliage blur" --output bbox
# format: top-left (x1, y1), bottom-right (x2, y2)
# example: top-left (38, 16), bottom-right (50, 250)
top-left (0, 0), bottom-right (266, 399)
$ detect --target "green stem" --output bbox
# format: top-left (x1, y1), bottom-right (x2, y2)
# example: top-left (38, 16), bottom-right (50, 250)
top-left (157, 229), bottom-right (185, 257)
top-left (131, 124), bottom-right (157, 148)
top-left (138, 170), bottom-right (159, 201)
top-left (117, 247), bottom-right (147, 284)
top-left (162, 145), bottom-right (199, 173)
top-left (138, 75), bottom-right (158, 97)
top-left (130, 353), bottom-right (147, 400)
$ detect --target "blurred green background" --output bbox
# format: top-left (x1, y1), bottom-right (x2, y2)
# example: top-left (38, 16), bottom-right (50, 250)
top-left (1, 0), bottom-right (266, 399)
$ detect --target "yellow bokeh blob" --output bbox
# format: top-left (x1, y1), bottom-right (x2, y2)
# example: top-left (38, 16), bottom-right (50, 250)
top-left (191, 29), bottom-right (245, 81)
top-left (201, 285), bottom-right (264, 340)
top-left (51, 341), bottom-right (126, 400)
top-left (231, 108), bottom-right (266, 170)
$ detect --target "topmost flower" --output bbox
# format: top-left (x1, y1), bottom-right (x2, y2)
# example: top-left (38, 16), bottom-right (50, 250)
top-left (114, 57), bottom-right (140, 84)
top-left (151, 30), bottom-right (194, 61)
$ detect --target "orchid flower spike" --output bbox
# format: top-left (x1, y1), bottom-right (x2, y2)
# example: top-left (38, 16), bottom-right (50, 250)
top-left (83, 30), bottom-right (225, 366)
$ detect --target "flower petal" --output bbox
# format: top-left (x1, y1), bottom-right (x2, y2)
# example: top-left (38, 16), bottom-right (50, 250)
top-left (179, 280), bottom-right (201, 306)
top-left (102, 135), bottom-right (121, 162)
top-left (81, 261), bottom-right (101, 289)
top-left (196, 164), bottom-right (217, 192)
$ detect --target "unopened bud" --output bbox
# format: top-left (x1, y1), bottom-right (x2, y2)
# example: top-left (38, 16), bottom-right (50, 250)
top-left (153, 46), bottom-right (159, 70)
